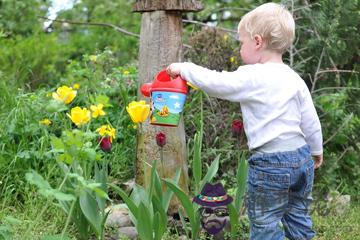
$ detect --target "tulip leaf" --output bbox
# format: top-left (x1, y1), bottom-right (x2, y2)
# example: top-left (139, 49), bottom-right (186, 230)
top-left (193, 132), bottom-right (202, 192)
top-left (153, 212), bottom-right (161, 240)
top-left (235, 153), bottom-right (248, 210)
top-left (109, 183), bottom-right (139, 222)
top-left (137, 202), bottom-right (153, 240)
top-left (152, 197), bottom-right (167, 240)
top-left (153, 170), bottom-right (163, 203)
top-left (163, 168), bottom-right (181, 212)
top-left (164, 179), bottom-right (200, 240)
top-left (178, 208), bottom-right (190, 240)
top-left (227, 203), bottom-right (239, 240)
top-left (79, 190), bottom-right (101, 235)
top-left (199, 154), bottom-right (220, 191)
top-left (148, 160), bottom-right (157, 202)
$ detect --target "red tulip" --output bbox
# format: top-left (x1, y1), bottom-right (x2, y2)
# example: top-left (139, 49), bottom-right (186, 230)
top-left (231, 119), bottom-right (243, 137)
top-left (98, 136), bottom-right (112, 152)
top-left (156, 132), bottom-right (166, 147)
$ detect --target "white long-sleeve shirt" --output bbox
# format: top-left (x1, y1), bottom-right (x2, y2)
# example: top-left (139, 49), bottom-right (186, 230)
top-left (180, 62), bottom-right (323, 155)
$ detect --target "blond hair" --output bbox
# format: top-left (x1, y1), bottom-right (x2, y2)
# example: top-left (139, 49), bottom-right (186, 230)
top-left (238, 3), bottom-right (295, 53)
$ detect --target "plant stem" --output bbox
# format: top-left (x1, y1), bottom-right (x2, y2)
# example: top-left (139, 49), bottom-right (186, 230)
top-left (160, 147), bottom-right (165, 179)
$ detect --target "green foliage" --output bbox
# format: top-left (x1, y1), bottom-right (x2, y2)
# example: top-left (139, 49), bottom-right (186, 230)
top-left (0, 0), bottom-right (359, 239)
top-left (0, 0), bottom-right (48, 37)
top-left (110, 161), bottom-right (181, 240)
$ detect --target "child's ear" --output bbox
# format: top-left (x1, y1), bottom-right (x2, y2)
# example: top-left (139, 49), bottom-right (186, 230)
top-left (253, 34), bottom-right (263, 49)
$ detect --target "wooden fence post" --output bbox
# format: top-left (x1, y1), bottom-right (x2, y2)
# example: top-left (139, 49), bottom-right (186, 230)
top-left (133, 0), bottom-right (203, 214)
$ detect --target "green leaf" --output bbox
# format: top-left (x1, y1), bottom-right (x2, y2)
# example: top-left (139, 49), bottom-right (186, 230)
top-left (153, 170), bottom-right (163, 203)
top-left (25, 170), bottom-right (51, 190)
top-left (200, 154), bottom-right (220, 191)
top-left (94, 163), bottom-right (108, 211)
top-left (151, 197), bottom-right (167, 240)
top-left (41, 234), bottom-right (71, 240)
top-left (163, 168), bottom-right (181, 212)
top-left (193, 132), bottom-right (202, 191)
top-left (50, 136), bottom-right (65, 150)
top-left (235, 154), bottom-right (248, 210)
top-left (26, 171), bottom-right (75, 201)
top-left (95, 94), bottom-right (110, 106)
top-left (164, 179), bottom-right (200, 240)
top-left (50, 190), bottom-right (76, 202)
top-left (137, 202), bottom-right (153, 240)
top-left (153, 212), bottom-right (161, 240)
top-left (45, 99), bottom-right (67, 113)
top-left (148, 160), bottom-right (157, 202)
top-left (227, 203), bottom-right (239, 240)
top-left (178, 208), bottom-right (190, 240)
top-left (83, 148), bottom-right (96, 161)
top-left (79, 190), bottom-right (101, 235)
top-left (57, 153), bottom-right (73, 165)
top-left (109, 184), bottom-right (139, 221)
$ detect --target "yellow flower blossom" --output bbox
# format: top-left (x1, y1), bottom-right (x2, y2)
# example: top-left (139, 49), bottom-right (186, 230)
top-left (52, 85), bottom-right (77, 104)
top-left (126, 100), bottom-right (150, 124)
top-left (89, 55), bottom-right (98, 63)
top-left (123, 70), bottom-right (130, 75)
top-left (90, 104), bottom-right (106, 118)
top-left (96, 124), bottom-right (116, 142)
top-left (39, 119), bottom-right (52, 126)
top-left (67, 107), bottom-right (91, 127)
top-left (223, 34), bottom-right (229, 41)
top-left (73, 83), bottom-right (80, 90)
top-left (230, 56), bottom-right (235, 63)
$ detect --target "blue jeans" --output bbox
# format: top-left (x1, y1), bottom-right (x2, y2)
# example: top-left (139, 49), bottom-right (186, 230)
top-left (246, 145), bottom-right (315, 240)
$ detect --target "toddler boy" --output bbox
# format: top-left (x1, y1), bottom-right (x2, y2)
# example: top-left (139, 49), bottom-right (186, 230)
top-left (167, 2), bottom-right (323, 240)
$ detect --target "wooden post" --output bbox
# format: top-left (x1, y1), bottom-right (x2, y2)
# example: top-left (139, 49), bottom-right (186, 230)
top-left (133, 0), bottom-right (203, 214)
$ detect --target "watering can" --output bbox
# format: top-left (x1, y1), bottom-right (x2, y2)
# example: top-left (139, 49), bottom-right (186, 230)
top-left (140, 70), bottom-right (188, 127)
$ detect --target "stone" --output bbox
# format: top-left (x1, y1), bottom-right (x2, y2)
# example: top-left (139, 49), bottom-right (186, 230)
top-left (118, 226), bottom-right (138, 240)
top-left (106, 204), bottom-right (133, 227)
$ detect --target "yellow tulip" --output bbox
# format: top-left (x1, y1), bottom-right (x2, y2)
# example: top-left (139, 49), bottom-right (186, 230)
top-left (52, 85), bottom-right (77, 104)
top-left (67, 106), bottom-right (91, 127)
top-left (96, 124), bottom-right (116, 142)
top-left (126, 100), bottom-right (150, 124)
top-left (90, 104), bottom-right (106, 118)
top-left (39, 118), bottom-right (52, 126)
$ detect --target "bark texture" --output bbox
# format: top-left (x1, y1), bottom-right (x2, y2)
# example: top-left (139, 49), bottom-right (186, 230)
top-left (133, 0), bottom-right (203, 12)
top-left (136, 10), bottom-right (189, 214)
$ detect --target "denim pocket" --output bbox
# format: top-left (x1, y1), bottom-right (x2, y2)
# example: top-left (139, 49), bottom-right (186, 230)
top-left (248, 166), bottom-right (290, 192)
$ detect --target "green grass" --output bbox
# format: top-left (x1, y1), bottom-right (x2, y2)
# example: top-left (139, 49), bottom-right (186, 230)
top-left (313, 203), bottom-right (360, 240)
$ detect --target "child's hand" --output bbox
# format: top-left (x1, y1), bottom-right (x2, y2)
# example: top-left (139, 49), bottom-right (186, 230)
top-left (166, 63), bottom-right (182, 78)
top-left (312, 154), bottom-right (323, 169)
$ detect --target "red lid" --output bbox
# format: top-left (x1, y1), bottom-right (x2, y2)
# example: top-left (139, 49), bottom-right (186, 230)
top-left (140, 69), bottom-right (188, 97)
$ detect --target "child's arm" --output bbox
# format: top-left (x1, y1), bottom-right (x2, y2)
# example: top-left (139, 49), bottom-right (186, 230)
top-left (167, 62), bottom-right (253, 102)
top-left (299, 84), bottom-right (324, 168)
